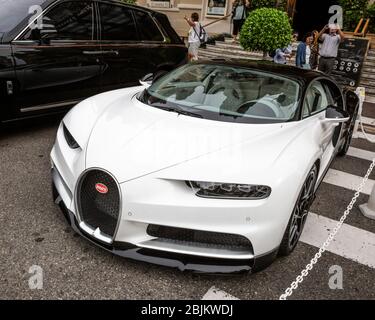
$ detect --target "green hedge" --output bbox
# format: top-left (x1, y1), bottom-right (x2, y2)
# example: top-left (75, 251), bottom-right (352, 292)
top-left (240, 8), bottom-right (292, 53)
top-left (368, 3), bottom-right (375, 33)
top-left (338, 0), bottom-right (374, 32)
top-left (251, 0), bottom-right (277, 9)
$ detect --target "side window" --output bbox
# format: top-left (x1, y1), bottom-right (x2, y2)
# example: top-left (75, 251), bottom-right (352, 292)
top-left (323, 81), bottom-right (344, 109)
top-left (99, 4), bottom-right (138, 41)
top-left (133, 11), bottom-right (164, 42)
top-left (302, 81), bottom-right (329, 118)
top-left (23, 1), bottom-right (94, 41)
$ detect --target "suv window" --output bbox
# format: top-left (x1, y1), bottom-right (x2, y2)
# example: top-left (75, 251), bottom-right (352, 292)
top-left (0, 0), bottom-right (44, 33)
top-left (99, 3), bottom-right (138, 41)
top-left (133, 11), bottom-right (164, 42)
top-left (23, 1), bottom-right (94, 41)
top-left (302, 81), bottom-right (329, 118)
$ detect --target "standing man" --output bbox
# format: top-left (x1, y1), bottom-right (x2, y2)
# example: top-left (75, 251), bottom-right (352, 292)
top-left (318, 23), bottom-right (345, 75)
top-left (184, 13), bottom-right (201, 61)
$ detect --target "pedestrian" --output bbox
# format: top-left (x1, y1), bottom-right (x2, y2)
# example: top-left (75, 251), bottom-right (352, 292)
top-left (296, 32), bottom-right (313, 69)
top-left (310, 30), bottom-right (320, 70)
top-left (184, 12), bottom-right (201, 61)
top-left (231, 0), bottom-right (250, 42)
top-left (317, 23), bottom-right (345, 75)
top-left (274, 46), bottom-right (292, 65)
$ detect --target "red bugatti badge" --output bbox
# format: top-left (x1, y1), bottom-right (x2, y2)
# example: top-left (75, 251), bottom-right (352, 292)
top-left (95, 183), bottom-right (108, 194)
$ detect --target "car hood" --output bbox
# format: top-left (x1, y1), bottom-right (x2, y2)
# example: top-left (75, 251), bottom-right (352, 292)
top-left (86, 94), bottom-right (302, 183)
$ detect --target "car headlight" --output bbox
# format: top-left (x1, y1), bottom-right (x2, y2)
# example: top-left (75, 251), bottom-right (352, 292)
top-left (188, 181), bottom-right (271, 200)
top-left (63, 123), bottom-right (80, 149)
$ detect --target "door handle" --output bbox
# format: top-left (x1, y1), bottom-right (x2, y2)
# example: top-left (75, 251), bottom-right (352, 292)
top-left (83, 50), bottom-right (119, 56)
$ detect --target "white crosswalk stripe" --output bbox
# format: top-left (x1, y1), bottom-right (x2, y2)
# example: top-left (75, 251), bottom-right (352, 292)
top-left (301, 213), bottom-right (375, 268)
top-left (347, 147), bottom-right (375, 162)
top-left (202, 287), bottom-right (239, 300)
top-left (324, 169), bottom-right (375, 195)
top-left (356, 131), bottom-right (375, 141)
top-left (360, 116), bottom-right (375, 126)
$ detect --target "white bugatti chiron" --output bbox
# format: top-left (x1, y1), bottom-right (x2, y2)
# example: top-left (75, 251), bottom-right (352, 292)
top-left (51, 61), bottom-right (359, 273)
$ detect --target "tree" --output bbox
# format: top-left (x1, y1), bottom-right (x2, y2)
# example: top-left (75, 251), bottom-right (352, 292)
top-left (239, 8), bottom-right (292, 56)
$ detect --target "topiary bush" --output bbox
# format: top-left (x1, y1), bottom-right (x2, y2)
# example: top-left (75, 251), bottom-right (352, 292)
top-left (251, 0), bottom-right (277, 9)
top-left (239, 8), bottom-right (292, 54)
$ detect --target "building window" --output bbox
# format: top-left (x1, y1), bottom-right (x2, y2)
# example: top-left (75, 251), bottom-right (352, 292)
top-left (149, 0), bottom-right (172, 9)
top-left (207, 0), bottom-right (228, 16)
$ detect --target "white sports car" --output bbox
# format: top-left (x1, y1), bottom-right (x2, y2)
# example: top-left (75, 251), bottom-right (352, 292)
top-left (51, 61), bottom-right (359, 273)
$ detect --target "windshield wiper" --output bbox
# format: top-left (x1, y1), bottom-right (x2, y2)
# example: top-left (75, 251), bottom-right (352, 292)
top-left (152, 104), bottom-right (203, 118)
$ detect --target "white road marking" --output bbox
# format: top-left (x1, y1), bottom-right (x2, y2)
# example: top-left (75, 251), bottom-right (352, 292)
top-left (361, 116), bottom-right (375, 126)
top-left (357, 131), bottom-right (375, 141)
top-left (301, 212), bottom-right (375, 269)
top-left (202, 287), bottom-right (239, 300)
top-left (347, 147), bottom-right (375, 162)
top-left (324, 169), bottom-right (375, 195)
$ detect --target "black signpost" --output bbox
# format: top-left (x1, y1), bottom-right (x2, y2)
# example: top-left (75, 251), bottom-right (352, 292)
top-left (331, 37), bottom-right (370, 88)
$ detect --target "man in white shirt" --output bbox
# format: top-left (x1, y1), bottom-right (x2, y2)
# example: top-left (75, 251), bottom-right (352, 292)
top-left (317, 24), bottom-right (345, 75)
top-left (184, 13), bottom-right (201, 61)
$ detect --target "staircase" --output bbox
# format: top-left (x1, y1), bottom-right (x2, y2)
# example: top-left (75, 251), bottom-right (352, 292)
top-left (360, 50), bottom-right (375, 102)
top-left (199, 39), bottom-right (375, 103)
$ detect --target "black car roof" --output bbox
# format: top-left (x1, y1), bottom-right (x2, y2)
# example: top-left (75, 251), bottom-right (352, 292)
top-left (41, 0), bottom-right (157, 13)
top-left (196, 59), bottom-right (335, 87)
top-left (1, 0), bottom-right (163, 43)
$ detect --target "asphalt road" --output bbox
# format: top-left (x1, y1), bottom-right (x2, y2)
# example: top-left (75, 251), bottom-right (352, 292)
top-left (1, 107), bottom-right (375, 300)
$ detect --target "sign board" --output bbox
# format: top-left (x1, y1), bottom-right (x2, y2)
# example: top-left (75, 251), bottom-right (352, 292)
top-left (331, 37), bottom-right (370, 88)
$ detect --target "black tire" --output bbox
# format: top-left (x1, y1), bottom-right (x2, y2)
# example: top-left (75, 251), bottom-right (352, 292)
top-left (279, 165), bottom-right (318, 256)
top-left (338, 108), bottom-right (358, 157)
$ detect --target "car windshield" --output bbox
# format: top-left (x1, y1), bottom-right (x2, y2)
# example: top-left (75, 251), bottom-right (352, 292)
top-left (0, 0), bottom-right (44, 33)
top-left (140, 63), bottom-right (302, 124)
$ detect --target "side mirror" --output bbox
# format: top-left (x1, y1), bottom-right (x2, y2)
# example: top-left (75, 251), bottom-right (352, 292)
top-left (139, 73), bottom-right (154, 87)
top-left (324, 105), bottom-right (350, 123)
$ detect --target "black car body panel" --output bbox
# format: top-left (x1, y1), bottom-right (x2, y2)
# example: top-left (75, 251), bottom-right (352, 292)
top-left (0, 0), bottom-right (187, 123)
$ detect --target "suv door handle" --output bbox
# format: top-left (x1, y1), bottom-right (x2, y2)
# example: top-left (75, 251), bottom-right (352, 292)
top-left (83, 50), bottom-right (119, 56)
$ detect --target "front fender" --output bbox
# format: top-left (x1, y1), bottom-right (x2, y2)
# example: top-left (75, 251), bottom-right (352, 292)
top-left (63, 86), bottom-right (143, 148)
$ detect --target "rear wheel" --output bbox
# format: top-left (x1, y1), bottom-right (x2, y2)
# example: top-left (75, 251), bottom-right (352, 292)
top-left (279, 165), bottom-right (318, 256)
top-left (338, 108), bottom-right (358, 157)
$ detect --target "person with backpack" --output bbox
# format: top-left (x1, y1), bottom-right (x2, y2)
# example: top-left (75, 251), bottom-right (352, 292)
top-left (231, 0), bottom-right (251, 42)
top-left (184, 13), bottom-right (207, 61)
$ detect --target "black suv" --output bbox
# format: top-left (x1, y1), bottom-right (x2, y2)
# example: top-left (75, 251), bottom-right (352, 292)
top-left (0, 0), bottom-right (187, 123)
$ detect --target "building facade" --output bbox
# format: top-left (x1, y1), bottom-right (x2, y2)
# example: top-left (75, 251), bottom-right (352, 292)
top-left (137, 0), bottom-right (374, 39)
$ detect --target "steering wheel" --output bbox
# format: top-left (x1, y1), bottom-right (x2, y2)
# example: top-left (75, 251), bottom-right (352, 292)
top-left (236, 101), bottom-right (278, 118)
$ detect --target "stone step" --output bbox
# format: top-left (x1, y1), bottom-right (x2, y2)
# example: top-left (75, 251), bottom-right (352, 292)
top-left (205, 45), bottom-right (267, 59)
top-left (199, 49), bottom-right (296, 65)
top-left (198, 49), bottom-right (259, 62)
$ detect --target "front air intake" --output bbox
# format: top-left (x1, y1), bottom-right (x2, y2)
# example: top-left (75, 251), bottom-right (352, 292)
top-left (77, 169), bottom-right (120, 238)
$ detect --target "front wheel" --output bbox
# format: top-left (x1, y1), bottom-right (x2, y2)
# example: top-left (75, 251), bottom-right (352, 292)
top-left (279, 165), bottom-right (318, 256)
